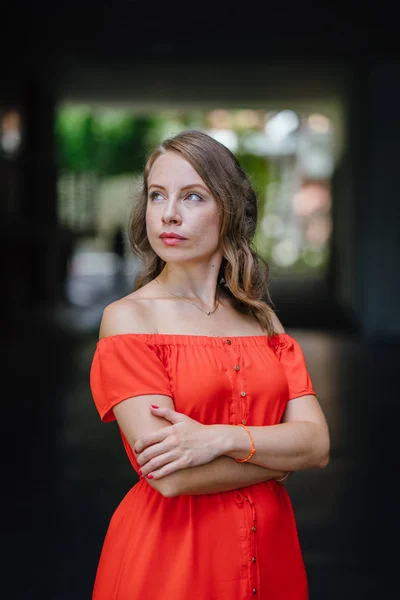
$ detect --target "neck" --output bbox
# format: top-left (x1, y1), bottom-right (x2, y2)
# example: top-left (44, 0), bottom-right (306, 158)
top-left (157, 258), bottom-right (223, 305)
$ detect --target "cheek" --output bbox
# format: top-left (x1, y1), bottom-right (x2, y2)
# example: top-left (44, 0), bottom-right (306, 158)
top-left (193, 214), bottom-right (220, 245)
top-left (145, 207), bottom-right (156, 235)
top-left (145, 212), bottom-right (160, 254)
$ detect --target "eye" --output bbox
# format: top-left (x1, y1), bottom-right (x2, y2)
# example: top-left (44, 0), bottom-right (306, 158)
top-left (149, 191), bottom-right (164, 201)
top-left (185, 192), bottom-right (203, 202)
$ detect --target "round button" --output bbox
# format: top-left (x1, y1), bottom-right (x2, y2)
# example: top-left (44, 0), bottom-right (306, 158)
top-left (226, 339), bottom-right (231, 345)
top-left (241, 419), bottom-right (247, 425)
top-left (234, 365), bottom-right (240, 371)
top-left (252, 556), bottom-right (256, 563)
top-left (251, 526), bottom-right (257, 532)
top-left (252, 588), bottom-right (257, 595)
top-left (240, 391), bottom-right (246, 397)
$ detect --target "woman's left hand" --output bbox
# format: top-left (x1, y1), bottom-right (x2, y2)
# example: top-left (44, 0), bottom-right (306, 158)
top-left (134, 406), bottom-right (224, 479)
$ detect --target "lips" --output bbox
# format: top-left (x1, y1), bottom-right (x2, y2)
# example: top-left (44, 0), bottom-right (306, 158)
top-left (159, 233), bottom-right (187, 239)
top-left (159, 233), bottom-right (187, 246)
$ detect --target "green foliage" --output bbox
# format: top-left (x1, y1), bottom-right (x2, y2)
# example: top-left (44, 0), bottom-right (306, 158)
top-left (55, 107), bottom-right (96, 172)
top-left (55, 106), bottom-right (156, 175)
top-left (236, 150), bottom-right (270, 221)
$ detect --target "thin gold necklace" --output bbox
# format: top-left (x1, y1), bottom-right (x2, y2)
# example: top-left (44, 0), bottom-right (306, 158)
top-left (155, 278), bottom-right (220, 316)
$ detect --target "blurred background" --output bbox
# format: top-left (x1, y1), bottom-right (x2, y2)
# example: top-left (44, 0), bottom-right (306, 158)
top-left (2, 2), bottom-right (399, 599)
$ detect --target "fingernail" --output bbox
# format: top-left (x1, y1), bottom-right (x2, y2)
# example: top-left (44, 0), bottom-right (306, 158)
top-left (151, 405), bottom-right (159, 409)
top-left (147, 474), bottom-right (154, 479)
top-left (138, 469), bottom-right (142, 476)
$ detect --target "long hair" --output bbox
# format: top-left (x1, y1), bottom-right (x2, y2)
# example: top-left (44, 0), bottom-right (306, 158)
top-left (128, 129), bottom-right (276, 335)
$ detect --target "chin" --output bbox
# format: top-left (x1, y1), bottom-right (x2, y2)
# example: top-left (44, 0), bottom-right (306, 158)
top-left (148, 243), bottom-right (185, 261)
top-left (153, 248), bottom-right (209, 265)
top-left (157, 250), bottom-right (197, 263)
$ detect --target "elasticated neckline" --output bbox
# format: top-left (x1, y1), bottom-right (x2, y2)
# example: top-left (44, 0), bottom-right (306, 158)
top-left (96, 332), bottom-right (292, 348)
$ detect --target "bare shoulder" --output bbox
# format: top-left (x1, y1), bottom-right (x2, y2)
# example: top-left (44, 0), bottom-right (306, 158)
top-left (99, 284), bottom-right (158, 339)
top-left (269, 310), bottom-right (286, 334)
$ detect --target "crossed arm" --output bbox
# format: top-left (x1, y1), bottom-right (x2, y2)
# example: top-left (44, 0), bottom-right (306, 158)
top-left (113, 391), bottom-right (330, 498)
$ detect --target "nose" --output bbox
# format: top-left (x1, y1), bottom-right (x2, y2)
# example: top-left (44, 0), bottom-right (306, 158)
top-left (161, 198), bottom-right (182, 225)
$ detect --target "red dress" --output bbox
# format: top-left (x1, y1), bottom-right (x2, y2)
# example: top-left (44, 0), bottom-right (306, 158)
top-left (90, 333), bottom-right (315, 599)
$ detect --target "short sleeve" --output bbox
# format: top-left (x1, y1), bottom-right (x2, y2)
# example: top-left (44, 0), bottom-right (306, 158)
top-left (269, 333), bottom-right (315, 400)
top-left (90, 335), bottom-right (172, 422)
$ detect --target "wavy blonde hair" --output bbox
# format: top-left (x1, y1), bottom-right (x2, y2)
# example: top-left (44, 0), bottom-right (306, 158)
top-left (128, 129), bottom-right (276, 335)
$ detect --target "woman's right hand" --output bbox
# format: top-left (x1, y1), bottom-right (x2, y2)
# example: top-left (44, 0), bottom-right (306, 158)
top-left (134, 406), bottom-right (226, 479)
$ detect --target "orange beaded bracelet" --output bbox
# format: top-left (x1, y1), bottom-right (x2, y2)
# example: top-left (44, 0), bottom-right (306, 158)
top-left (235, 423), bottom-right (256, 463)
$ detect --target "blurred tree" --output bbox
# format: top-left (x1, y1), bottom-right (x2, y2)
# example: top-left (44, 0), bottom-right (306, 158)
top-left (55, 107), bottom-right (97, 172)
top-left (236, 150), bottom-right (270, 222)
top-left (94, 113), bottom-right (156, 175)
top-left (55, 108), bottom-right (156, 176)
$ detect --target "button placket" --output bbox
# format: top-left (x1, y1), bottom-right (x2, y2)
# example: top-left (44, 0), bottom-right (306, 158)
top-left (235, 352), bottom-right (249, 427)
top-left (232, 352), bottom-right (242, 420)
top-left (224, 342), bottom-right (240, 426)
top-left (246, 492), bottom-right (259, 597)
top-left (228, 345), bottom-right (258, 597)
top-left (239, 389), bottom-right (249, 425)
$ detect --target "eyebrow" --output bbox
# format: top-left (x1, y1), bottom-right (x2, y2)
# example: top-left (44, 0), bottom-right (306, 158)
top-left (148, 183), bottom-right (210, 193)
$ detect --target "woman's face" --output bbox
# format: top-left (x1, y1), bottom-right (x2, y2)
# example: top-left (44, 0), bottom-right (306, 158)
top-left (146, 151), bottom-right (221, 264)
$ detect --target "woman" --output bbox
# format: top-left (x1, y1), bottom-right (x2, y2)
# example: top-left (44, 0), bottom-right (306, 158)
top-left (90, 129), bottom-right (330, 599)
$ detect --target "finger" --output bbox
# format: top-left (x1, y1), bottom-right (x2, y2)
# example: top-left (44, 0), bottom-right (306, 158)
top-left (147, 458), bottom-right (186, 480)
top-left (150, 405), bottom-right (184, 424)
top-left (134, 427), bottom-right (173, 454)
top-left (141, 451), bottom-right (179, 478)
top-left (137, 439), bottom-right (176, 467)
